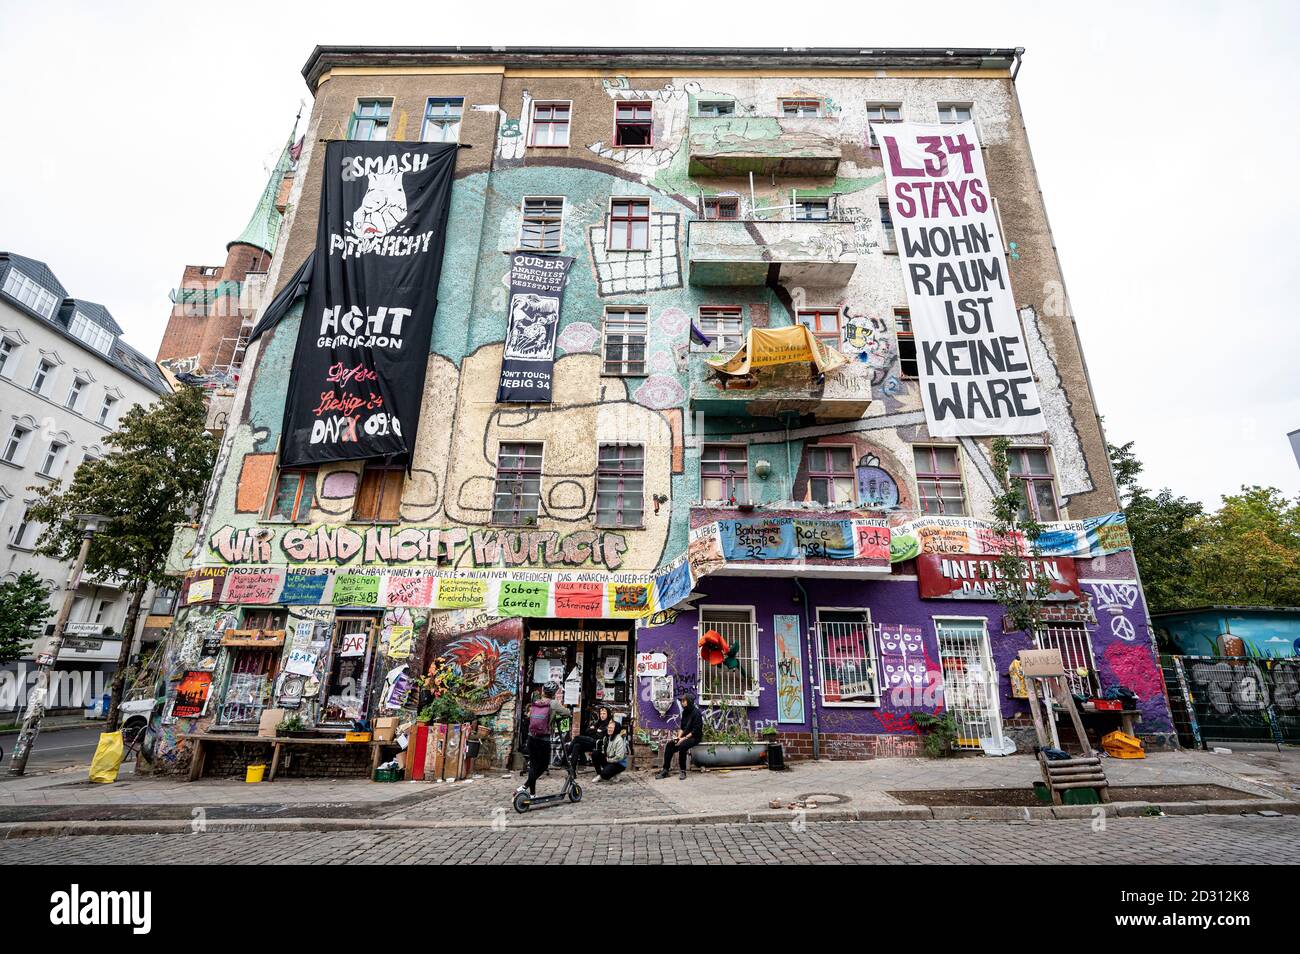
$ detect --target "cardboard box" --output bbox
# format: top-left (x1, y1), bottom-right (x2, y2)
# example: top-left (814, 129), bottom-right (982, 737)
top-left (258, 708), bottom-right (288, 738)
top-left (373, 717), bottom-right (399, 742)
top-left (395, 751), bottom-right (407, 771)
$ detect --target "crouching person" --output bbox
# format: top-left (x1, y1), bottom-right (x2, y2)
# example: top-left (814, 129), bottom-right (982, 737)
top-left (592, 719), bottom-right (629, 782)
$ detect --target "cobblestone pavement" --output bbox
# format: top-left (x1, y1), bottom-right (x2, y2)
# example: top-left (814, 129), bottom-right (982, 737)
top-left (2, 815), bottom-right (1297, 864)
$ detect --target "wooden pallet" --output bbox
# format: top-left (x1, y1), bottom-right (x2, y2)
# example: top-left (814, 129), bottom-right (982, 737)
top-left (1024, 673), bottom-right (1110, 805)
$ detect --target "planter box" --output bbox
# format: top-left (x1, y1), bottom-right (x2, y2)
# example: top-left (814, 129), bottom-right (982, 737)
top-left (691, 741), bottom-right (766, 768)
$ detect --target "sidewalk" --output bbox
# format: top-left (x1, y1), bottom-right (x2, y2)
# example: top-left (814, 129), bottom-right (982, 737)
top-left (2, 748), bottom-right (1297, 837)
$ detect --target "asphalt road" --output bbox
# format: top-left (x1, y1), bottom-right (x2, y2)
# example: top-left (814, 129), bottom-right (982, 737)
top-left (0, 725), bottom-right (104, 776)
top-left (2, 815), bottom-right (1297, 864)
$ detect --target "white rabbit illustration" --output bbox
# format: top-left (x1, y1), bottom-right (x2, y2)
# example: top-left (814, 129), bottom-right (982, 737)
top-left (352, 167), bottom-right (408, 237)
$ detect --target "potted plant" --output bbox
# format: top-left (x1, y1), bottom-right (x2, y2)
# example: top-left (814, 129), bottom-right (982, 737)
top-left (691, 706), bottom-right (765, 767)
top-left (276, 714), bottom-right (313, 738)
top-left (911, 711), bottom-right (959, 758)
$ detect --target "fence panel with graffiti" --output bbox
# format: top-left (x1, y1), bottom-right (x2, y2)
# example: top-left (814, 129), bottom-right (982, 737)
top-left (1161, 654), bottom-right (1300, 746)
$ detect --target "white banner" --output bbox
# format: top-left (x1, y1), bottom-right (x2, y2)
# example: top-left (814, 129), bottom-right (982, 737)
top-left (872, 121), bottom-right (1044, 437)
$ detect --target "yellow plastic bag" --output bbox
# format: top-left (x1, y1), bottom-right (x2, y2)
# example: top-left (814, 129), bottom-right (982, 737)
top-left (88, 731), bottom-right (125, 783)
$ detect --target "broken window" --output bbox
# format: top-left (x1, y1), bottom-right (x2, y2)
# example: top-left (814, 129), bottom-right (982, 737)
top-left (894, 308), bottom-right (917, 378)
top-left (614, 100), bottom-right (653, 147)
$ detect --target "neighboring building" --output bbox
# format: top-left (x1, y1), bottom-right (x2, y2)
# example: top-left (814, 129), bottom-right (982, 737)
top-left (156, 46), bottom-right (1176, 776)
top-left (0, 251), bottom-right (170, 716)
top-left (1154, 606), bottom-right (1300, 659)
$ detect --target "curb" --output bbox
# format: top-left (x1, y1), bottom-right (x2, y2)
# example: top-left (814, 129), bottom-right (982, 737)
top-left (1, 799), bottom-right (1297, 839)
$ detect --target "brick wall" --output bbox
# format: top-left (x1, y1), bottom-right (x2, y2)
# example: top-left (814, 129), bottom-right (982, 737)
top-left (200, 740), bottom-right (374, 779)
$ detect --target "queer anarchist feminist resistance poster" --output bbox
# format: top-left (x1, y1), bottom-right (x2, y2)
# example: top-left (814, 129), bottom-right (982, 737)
top-left (872, 121), bottom-right (1044, 437)
top-left (280, 141), bottom-right (457, 466)
top-left (496, 253), bottom-right (575, 403)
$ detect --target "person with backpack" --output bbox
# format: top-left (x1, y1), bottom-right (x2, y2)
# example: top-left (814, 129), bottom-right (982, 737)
top-left (518, 682), bottom-right (569, 797)
top-left (591, 717), bottom-right (629, 782)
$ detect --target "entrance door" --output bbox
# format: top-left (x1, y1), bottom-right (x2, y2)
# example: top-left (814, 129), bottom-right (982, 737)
top-left (523, 622), bottom-right (634, 760)
top-left (320, 615), bottom-right (377, 725)
top-left (935, 618), bottom-right (1004, 750)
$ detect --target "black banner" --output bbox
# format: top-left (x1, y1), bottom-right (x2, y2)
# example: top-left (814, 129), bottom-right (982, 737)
top-left (496, 253), bottom-right (574, 403)
top-left (280, 140), bottom-right (457, 467)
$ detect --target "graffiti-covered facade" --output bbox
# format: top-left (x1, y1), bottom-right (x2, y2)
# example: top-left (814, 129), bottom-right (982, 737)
top-left (154, 46), bottom-right (1175, 775)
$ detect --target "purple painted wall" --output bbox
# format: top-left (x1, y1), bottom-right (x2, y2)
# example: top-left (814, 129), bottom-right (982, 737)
top-left (636, 549), bottom-right (1174, 742)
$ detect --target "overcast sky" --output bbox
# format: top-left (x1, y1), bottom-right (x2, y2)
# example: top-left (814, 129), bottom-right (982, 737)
top-left (2, 0), bottom-right (1296, 508)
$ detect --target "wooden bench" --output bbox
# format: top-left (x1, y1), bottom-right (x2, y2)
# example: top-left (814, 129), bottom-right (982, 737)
top-left (178, 732), bottom-right (395, 782)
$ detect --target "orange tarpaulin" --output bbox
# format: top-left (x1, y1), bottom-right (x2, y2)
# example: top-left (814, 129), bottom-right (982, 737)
top-left (705, 324), bottom-right (849, 376)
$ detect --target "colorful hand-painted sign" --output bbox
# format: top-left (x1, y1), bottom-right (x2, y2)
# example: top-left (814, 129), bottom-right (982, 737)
top-left (773, 614), bottom-right (806, 724)
top-left (916, 553), bottom-right (1082, 601)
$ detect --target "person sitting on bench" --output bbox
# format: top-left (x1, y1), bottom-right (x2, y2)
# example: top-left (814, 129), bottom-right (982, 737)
top-left (656, 692), bottom-right (703, 780)
top-left (592, 718), bottom-right (629, 782)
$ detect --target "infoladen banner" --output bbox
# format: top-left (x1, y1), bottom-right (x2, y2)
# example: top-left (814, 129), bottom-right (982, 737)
top-left (280, 141), bottom-right (457, 466)
top-left (872, 121), bottom-right (1044, 437)
top-left (496, 253), bottom-right (574, 403)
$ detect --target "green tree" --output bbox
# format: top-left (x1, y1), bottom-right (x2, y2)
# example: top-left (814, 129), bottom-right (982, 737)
top-left (1187, 486), bottom-right (1300, 607)
top-left (25, 385), bottom-right (216, 726)
top-left (985, 437), bottom-right (1052, 634)
top-left (0, 571), bottom-right (52, 666)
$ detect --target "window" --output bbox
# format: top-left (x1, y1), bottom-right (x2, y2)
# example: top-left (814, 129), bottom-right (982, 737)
top-left (218, 647), bottom-right (278, 725)
top-left (11, 506), bottom-right (35, 548)
top-left (1008, 447), bottom-right (1060, 521)
top-left (866, 103), bottom-right (902, 146)
top-left (696, 100), bottom-right (735, 117)
top-left (422, 97), bottom-right (463, 142)
top-left (698, 607), bottom-right (759, 705)
top-left (321, 616), bottom-right (376, 724)
top-left (519, 197), bottom-right (564, 252)
top-left (894, 308), bottom-right (916, 378)
top-left (879, 198), bottom-right (897, 253)
top-left (696, 306), bottom-right (743, 353)
top-left (65, 378), bottom-right (87, 411)
top-left (913, 445), bottom-right (967, 516)
top-left (817, 609), bottom-right (879, 705)
top-left (529, 102), bottom-right (570, 147)
top-left (3, 425), bottom-right (30, 464)
top-left (935, 618), bottom-right (1002, 748)
top-left (1036, 622), bottom-right (1100, 697)
top-left (492, 442), bottom-right (543, 526)
top-left (794, 198), bottom-right (831, 221)
top-left (0, 338), bottom-right (15, 377)
top-left (31, 360), bottom-right (52, 394)
top-left (701, 444), bottom-right (748, 503)
top-left (702, 196), bottom-right (739, 220)
top-left (94, 599), bottom-right (113, 625)
top-left (780, 98), bottom-right (822, 117)
top-left (937, 102), bottom-right (973, 124)
top-left (607, 198), bottom-right (650, 251)
top-left (38, 441), bottom-right (65, 478)
top-left (797, 308), bottom-right (841, 347)
top-left (2, 269), bottom-right (58, 319)
top-left (150, 585), bottom-right (179, 616)
top-left (69, 313), bottom-right (114, 354)
top-left (349, 99), bottom-right (392, 141)
top-left (353, 463), bottom-right (403, 523)
top-left (602, 307), bottom-right (647, 376)
top-left (614, 100), bottom-right (653, 147)
top-left (596, 444), bottom-right (644, 527)
top-left (268, 468), bottom-right (317, 521)
top-left (98, 394), bottom-right (118, 426)
top-left (806, 445), bottom-right (854, 504)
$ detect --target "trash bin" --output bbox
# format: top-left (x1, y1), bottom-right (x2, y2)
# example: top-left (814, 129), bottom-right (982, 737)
top-left (245, 763), bottom-right (267, 783)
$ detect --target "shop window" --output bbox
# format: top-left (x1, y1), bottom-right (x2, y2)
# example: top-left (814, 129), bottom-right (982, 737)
top-left (698, 607), bottom-right (759, 705)
top-left (268, 467), bottom-right (318, 522)
top-left (879, 198), bottom-right (898, 253)
top-left (797, 308), bottom-right (841, 347)
top-left (529, 102), bottom-right (571, 147)
top-left (492, 442), bottom-right (543, 526)
top-left (702, 196), bottom-right (739, 220)
top-left (353, 462), bottom-right (403, 523)
top-left (937, 102), bottom-right (974, 124)
top-left (1036, 622), bottom-right (1100, 698)
top-left (794, 198), bottom-right (831, 221)
top-left (696, 100), bottom-right (735, 117)
top-left (696, 305), bottom-right (743, 353)
top-left (321, 616), bottom-right (376, 724)
top-left (913, 445), bottom-right (968, 516)
top-left (806, 445), bottom-right (855, 505)
top-left (780, 98), bottom-right (822, 117)
top-left (817, 609), bottom-right (879, 705)
top-left (700, 444), bottom-right (748, 504)
top-left (602, 307), bottom-right (647, 376)
top-left (519, 196), bottom-right (564, 251)
top-left (596, 444), bottom-right (644, 528)
top-left (349, 99), bottom-right (392, 141)
top-left (614, 100), bottom-right (653, 147)
top-left (1009, 447), bottom-right (1060, 522)
top-left (866, 102), bottom-right (902, 146)
top-left (422, 97), bottom-right (463, 142)
top-left (894, 308), bottom-right (916, 378)
top-left (608, 198), bottom-right (650, 251)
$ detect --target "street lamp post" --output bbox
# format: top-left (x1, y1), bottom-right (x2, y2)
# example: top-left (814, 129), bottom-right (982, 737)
top-left (7, 513), bottom-right (108, 777)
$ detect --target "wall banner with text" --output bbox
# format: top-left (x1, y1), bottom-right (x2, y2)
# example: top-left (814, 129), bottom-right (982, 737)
top-left (280, 140), bottom-right (457, 466)
top-left (496, 253), bottom-right (574, 403)
top-left (872, 121), bottom-right (1044, 436)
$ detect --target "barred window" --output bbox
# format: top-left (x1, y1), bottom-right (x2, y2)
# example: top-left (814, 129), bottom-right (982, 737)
top-left (699, 607), bottom-right (759, 705)
top-left (817, 609), bottom-right (879, 705)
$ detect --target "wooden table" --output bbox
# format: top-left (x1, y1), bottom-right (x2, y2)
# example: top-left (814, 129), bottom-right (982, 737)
top-left (179, 733), bottom-right (393, 782)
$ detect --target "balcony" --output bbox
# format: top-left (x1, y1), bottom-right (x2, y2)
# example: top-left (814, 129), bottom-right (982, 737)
top-left (688, 116), bottom-right (841, 177)
top-left (687, 218), bottom-right (859, 287)
top-left (687, 351), bottom-right (872, 422)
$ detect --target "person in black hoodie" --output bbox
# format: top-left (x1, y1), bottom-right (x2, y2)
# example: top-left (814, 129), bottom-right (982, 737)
top-left (568, 705), bottom-right (612, 770)
top-left (656, 692), bottom-right (703, 780)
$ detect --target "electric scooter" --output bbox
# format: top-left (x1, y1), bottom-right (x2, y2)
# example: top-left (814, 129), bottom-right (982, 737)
top-left (513, 742), bottom-right (583, 813)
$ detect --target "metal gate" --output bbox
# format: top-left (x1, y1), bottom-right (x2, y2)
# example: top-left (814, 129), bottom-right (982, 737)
top-left (1161, 654), bottom-right (1300, 747)
top-left (935, 618), bottom-right (1003, 750)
